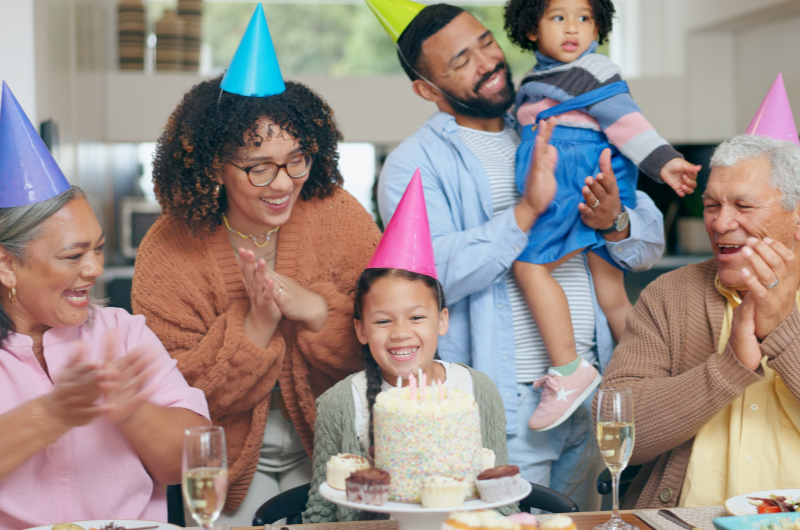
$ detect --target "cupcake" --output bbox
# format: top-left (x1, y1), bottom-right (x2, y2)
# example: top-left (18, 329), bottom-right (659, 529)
top-left (481, 448), bottom-right (496, 471)
top-left (421, 475), bottom-right (469, 508)
top-left (476, 465), bottom-right (526, 503)
top-left (442, 509), bottom-right (517, 530)
top-left (345, 467), bottom-right (391, 506)
top-left (540, 515), bottom-right (576, 530)
top-left (326, 453), bottom-right (370, 490)
top-left (509, 512), bottom-right (540, 529)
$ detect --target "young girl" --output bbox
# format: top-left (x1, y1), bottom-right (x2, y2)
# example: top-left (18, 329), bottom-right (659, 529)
top-left (303, 268), bottom-right (515, 522)
top-left (503, 0), bottom-right (701, 431)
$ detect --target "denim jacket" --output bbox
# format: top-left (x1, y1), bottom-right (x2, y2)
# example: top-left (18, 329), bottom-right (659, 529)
top-left (377, 111), bottom-right (665, 433)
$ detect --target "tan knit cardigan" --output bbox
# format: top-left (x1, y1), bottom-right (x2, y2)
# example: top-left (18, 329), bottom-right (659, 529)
top-left (131, 187), bottom-right (381, 511)
top-left (601, 259), bottom-right (800, 509)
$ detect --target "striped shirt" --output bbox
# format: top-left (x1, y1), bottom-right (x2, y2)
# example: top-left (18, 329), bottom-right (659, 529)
top-left (457, 125), bottom-right (597, 382)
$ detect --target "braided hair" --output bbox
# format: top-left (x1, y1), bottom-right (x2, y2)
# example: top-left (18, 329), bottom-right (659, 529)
top-left (353, 268), bottom-right (446, 449)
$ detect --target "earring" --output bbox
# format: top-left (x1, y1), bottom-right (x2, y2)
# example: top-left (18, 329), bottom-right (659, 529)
top-left (9, 286), bottom-right (16, 304)
top-left (214, 183), bottom-right (221, 195)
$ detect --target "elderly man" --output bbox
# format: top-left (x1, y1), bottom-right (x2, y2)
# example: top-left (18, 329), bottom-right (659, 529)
top-left (369, 0), bottom-right (665, 511)
top-left (602, 80), bottom-right (800, 508)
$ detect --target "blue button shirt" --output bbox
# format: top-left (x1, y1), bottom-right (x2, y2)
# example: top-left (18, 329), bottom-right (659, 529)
top-left (377, 111), bottom-right (665, 433)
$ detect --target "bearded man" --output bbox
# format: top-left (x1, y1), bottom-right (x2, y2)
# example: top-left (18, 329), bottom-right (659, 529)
top-left (373, 2), bottom-right (666, 510)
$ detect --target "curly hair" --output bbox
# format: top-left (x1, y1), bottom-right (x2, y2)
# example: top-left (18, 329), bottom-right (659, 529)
top-left (152, 75), bottom-right (343, 233)
top-left (504, 0), bottom-right (615, 53)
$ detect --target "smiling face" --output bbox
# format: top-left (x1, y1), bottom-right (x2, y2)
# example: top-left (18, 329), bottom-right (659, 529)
top-left (218, 117), bottom-right (311, 234)
top-left (0, 197), bottom-right (105, 337)
top-left (703, 157), bottom-right (800, 290)
top-left (529, 0), bottom-right (598, 63)
top-left (354, 275), bottom-right (449, 385)
top-left (421, 12), bottom-right (515, 118)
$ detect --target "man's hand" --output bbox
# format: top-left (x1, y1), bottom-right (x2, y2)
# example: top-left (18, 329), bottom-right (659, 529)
top-left (729, 293), bottom-right (763, 371)
top-left (515, 118), bottom-right (558, 233)
top-left (739, 236), bottom-right (800, 339)
top-left (578, 148), bottom-right (628, 241)
top-left (660, 158), bottom-right (701, 197)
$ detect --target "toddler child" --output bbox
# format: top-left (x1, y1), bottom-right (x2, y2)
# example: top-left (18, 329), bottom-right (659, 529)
top-left (303, 268), bottom-right (515, 522)
top-left (503, 0), bottom-right (701, 431)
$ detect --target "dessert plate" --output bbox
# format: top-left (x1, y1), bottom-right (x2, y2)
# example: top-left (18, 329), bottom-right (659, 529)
top-left (714, 512), bottom-right (800, 530)
top-left (725, 490), bottom-right (800, 516)
top-left (24, 521), bottom-right (182, 530)
top-left (320, 480), bottom-right (531, 530)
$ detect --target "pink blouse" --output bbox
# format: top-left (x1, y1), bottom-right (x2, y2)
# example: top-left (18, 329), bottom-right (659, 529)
top-left (0, 307), bottom-right (210, 529)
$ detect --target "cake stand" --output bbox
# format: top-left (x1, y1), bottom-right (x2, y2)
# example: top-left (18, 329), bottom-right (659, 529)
top-left (319, 480), bottom-right (532, 530)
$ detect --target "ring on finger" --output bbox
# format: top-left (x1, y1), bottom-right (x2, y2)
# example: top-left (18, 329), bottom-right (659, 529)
top-left (589, 199), bottom-right (600, 209)
top-left (767, 278), bottom-right (779, 290)
top-left (278, 283), bottom-right (285, 293)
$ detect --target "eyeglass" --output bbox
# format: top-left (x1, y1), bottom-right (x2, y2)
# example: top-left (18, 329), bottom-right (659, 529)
top-left (229, 153), bottom-right (315, 187)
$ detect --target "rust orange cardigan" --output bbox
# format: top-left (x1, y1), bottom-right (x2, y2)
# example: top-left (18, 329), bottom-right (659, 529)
top-left (132, 187), bottom-right (380, 510)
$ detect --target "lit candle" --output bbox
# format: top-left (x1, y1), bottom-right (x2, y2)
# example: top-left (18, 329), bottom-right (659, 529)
top-left (437, 379), bottom-right (444, 401)
top-left (420, 371), bottom-right (427, 402)
top-left (409, 372), bottom-right (417, 399)
top-left (396, 374), bottom-right (403, 391)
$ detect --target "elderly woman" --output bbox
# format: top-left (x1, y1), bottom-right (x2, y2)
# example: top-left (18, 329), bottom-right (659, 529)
top-left (599, 127), bottom-right (800, 507)
top-left (131, 73), bottom-right (381, 523)
top-left (0, 186), bottom-right (210, 527)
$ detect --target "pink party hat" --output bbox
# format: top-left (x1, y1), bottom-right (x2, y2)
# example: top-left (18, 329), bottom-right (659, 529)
top-left (745, 73), bottom-right (800, 145)
top-left (367, 169), bottom-right (438, 279)
top-left (0, 81), bottom-right (70, 207)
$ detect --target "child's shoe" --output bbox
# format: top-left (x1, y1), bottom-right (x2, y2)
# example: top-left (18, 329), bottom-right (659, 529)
top-left (527, 359), bottom-right (602, 432)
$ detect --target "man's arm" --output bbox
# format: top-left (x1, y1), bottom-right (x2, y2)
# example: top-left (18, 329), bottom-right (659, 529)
top-left (599, 269), bottom-right (760, 465)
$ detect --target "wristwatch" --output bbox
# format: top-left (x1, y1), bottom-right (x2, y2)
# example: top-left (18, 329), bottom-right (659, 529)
top-left (597, 206), bottom-right (629, 235)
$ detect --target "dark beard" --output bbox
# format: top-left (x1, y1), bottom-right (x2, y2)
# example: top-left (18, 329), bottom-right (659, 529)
top-left (447, 63), bottom-right (516, 119)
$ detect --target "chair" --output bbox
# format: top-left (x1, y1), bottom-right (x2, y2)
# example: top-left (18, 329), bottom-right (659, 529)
top-left (519, 481), bottom-right (580, 513)
top-left (253, 483), bottom-right (311, 525)
top-left (596, 465), bottom-right (641, 497)
top-left (166, 484), bottom-right (186, 526)
top-left (252, 480), bottom-right (577, 524)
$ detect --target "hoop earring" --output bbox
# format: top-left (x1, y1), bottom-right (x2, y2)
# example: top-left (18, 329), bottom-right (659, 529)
top-left (9, 286), bottom-right (16, 304)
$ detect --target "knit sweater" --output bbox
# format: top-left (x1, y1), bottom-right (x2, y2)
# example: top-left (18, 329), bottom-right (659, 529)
top-left (600, 259), bottom-right (800, 508)
top-left (516, 42), bottom-right (682, 182)
top-left (304, 364), bottom-right (518, 522)
top-left (131, 187), bottom-right (381, 511)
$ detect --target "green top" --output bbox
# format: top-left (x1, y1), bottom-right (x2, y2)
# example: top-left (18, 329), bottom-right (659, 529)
top-left (303, 363), bottom-right (519, 522)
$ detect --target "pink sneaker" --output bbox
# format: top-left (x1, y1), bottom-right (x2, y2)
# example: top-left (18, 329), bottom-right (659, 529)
top-left (527, 359), bottom-right (602, 432)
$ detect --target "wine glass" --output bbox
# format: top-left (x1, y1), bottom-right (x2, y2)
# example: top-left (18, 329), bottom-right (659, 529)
top-left (182, 426), bottom-right (228, 530)
top-left (594, 389), bottom-right (637, 530)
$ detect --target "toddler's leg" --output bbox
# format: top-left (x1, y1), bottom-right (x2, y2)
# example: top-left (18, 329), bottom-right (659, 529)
top-left (587, 252), bottom-right (633, 343)
top-left (512, 250), bottom-right (583, 368)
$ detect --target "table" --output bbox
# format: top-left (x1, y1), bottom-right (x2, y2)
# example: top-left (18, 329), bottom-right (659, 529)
top-left (232, 510), bottom-right (656, 530)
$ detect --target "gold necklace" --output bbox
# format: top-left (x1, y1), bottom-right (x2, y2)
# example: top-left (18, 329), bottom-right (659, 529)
top-left (222, 213), bottom-right (280, 248)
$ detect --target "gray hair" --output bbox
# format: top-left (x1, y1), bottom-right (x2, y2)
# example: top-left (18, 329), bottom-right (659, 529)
top-left (0, 186), bottom-right (88, 344)
top-left (710, 134), bottom-right (800, 211)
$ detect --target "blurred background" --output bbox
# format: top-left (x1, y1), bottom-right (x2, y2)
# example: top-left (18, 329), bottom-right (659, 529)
top-left (1, 0), bottom-right (800, 309)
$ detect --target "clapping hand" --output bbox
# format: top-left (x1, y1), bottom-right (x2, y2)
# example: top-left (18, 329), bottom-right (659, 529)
top-left (41, 344), bottom-right (114, 429)
top-left (520, 118), bottom-right (558, 219)
top-left (660, 158), bottom-right (701, 197)
top-left (102, 330), bottom-right (158, 424)
top-left (730, 237), bottom-right (800, 370)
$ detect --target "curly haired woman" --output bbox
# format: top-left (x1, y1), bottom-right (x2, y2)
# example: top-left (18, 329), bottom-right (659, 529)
top-left (131, 75), bottom-right (381, 524)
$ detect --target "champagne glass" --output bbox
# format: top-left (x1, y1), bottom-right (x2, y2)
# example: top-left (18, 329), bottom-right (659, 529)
top-left (594, 389), bottom-right (637, 530)
top-left (182, 426), bottom-right (228, 530)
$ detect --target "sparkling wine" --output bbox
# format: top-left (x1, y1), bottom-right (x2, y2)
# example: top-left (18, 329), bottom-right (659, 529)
top-left (597, 421), bottom-right (635, 472)
top-left (183, 466), bottom-right (228, 525)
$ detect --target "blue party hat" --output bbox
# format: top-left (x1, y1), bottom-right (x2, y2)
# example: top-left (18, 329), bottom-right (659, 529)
top-left (0, 81), bottom-right (70, 208)
top-left (220, 4), bottom-right (286, 97)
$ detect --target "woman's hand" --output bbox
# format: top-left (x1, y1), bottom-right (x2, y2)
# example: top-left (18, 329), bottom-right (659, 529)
top-left (102, 331), bottom-right (158, 424)
top-left (263, 269), bottom-right (328, 332)
top-left (41, 344), bottom-right (113, 429)
top-left (239, 248), bottom-right (284, 347)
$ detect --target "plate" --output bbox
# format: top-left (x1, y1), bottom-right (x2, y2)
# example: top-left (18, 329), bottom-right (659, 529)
top-left (23, 520), bottom-right (183, 530)
top-left (714, 512), bottom-right (800, 530)
top-left (319, 480), bottom-right (531, 513)
top-left (725, 490), bottom-right (800, 516)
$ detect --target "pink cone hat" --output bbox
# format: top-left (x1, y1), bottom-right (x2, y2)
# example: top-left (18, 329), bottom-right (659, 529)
top-left (367, 168), bottom-right (438, 279)
top-left (745, 73), bottom-right (800, 145)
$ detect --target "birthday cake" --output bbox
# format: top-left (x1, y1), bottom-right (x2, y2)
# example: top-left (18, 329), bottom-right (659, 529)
top-left (373, 382), bottom-right (483, 503)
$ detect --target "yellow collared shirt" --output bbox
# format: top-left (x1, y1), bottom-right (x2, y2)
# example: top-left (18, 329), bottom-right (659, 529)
top-left (680, 278), bottom-right (800, 507)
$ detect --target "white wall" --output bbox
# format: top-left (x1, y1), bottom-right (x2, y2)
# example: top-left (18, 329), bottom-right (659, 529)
top-left (0, 0), bottom-right (37, 122)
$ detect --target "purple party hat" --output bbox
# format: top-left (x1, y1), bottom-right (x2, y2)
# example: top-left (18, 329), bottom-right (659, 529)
top-left (0, 81), bottom-right (70, 207)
